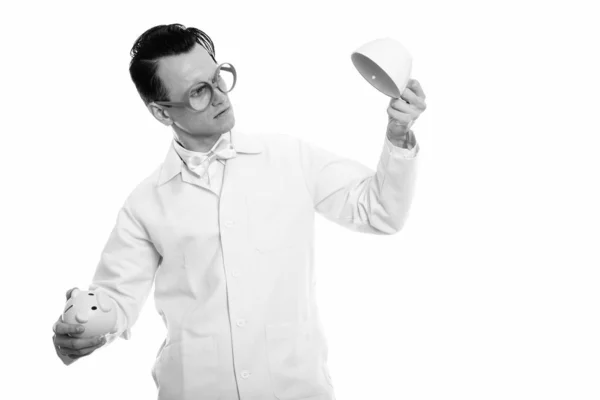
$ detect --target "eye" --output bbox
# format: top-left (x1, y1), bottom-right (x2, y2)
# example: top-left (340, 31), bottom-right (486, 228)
top-left (91, 306), bottom-right (97, 310)
top-left (191, 85), bottom-right (209, 97)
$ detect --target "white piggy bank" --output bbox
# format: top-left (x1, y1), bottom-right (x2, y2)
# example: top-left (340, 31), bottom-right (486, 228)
top-left (61, 288), bottom-right (118, 338)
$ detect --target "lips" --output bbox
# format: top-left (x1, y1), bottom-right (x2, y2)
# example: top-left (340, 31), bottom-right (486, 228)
top-left (215, 107), bottom-right (230, 118)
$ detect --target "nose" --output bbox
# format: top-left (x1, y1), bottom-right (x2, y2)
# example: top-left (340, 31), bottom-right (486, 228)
top-left (211, 86), bottom-right (228, 107)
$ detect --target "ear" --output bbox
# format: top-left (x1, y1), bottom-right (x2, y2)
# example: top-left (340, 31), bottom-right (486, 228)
top-left (71, 288), bottom-right (81, 298)
top-left (97, 291), bottom-right (115, 312)
top-left (148, 102), bottom-right (174, 127)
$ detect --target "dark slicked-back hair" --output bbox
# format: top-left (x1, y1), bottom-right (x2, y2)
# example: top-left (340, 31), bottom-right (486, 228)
top-left (129, 23), bottom-right (217, 105)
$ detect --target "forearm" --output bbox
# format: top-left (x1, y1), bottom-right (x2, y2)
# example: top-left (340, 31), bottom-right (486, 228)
top-left (300, 132), bottom-right (419, 234)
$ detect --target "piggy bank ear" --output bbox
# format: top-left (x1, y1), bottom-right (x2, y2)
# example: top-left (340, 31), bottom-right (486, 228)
top-left (71, 288), bottom-right (82, 299)
top-left (97, 291), bottom-right (115, 312)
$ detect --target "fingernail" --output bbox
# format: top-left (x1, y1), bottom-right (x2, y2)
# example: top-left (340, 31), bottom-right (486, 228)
top-left (77, 327), bottom-right (84, 332)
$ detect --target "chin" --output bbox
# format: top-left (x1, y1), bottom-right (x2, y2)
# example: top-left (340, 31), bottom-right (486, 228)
top-left (220, 115), bottom-right (235, 132)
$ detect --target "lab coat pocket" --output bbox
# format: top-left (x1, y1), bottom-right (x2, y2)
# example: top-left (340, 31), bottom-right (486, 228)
top-left (152, 341), bottom-right (185, 399)
top-left (265, 319), bottom-right (330, 400)
top-left (246, 192), bottom-right (298, 253)
top-left (152, 338), bottom-right (168, 387)
top-left (182, 335), bottom-right (221, 399)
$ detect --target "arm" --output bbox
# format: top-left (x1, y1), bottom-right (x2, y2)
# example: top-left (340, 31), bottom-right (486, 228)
top-left (298, 131), bottom-right (419, 235)
top-left (55, 198), bottom-right (159, 365)
top-left (88, 196), bottom-right (161, 346)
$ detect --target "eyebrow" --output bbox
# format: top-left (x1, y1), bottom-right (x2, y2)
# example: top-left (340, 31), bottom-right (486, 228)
top-left (184, 67), bottom-right (218, 93)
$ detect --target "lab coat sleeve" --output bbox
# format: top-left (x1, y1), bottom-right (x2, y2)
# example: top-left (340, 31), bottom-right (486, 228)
top-left (88, 196), bottom-right (161, 346)
top-left (298, 131), bottom-right (420, 234)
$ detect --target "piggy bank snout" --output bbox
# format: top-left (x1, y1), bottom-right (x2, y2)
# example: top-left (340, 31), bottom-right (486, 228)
top-left (75, 310), bottom-right (90, 323)
top-left (62, 290), bottom-right (118, 337)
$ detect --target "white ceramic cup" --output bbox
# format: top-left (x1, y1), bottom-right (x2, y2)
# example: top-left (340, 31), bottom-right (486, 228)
top-left (351, 37), bottom-right (413, 99)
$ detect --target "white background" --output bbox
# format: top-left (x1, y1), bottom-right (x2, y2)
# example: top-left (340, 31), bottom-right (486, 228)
top-left (1, 0), bottom-right (599, 399)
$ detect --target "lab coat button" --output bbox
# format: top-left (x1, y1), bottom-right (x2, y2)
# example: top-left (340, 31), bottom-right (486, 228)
top-left (241, 370), bottom-right (251, 379)
top-left (224, 220), bottom-right (234, 228)
top-left (236, 319), bottom-right (246, 327)
top-left (232, 270), bottom-right (240, 277)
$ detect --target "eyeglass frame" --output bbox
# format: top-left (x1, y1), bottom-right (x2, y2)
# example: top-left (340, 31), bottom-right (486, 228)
top-left (153, 62), bottom-right (237, 113)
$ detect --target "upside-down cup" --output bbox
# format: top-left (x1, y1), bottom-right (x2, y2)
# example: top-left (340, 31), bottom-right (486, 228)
top-left (351, 37), bottom-right (413, 99)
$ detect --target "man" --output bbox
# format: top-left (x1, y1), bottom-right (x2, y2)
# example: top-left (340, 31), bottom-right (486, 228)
top-left (52, 23), bottom-right (426, 400)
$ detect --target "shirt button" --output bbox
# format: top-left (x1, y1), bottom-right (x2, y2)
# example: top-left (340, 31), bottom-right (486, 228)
top-left (236, 319), bottom-right (246, 327)
top-left (241, 370), bottom-right (251, 379)
top-left (224, 220), bottom-right (234, 228)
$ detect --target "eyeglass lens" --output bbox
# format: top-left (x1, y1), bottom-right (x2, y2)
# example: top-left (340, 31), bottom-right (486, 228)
top-left (188, 65), bottom-right (235, 111)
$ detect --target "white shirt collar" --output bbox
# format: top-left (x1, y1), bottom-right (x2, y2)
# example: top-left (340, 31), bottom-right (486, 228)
top-left (172, 131), bottom-right (231, 169)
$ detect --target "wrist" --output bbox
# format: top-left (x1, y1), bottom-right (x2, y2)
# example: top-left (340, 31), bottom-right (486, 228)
top-left (387, 130), bottom-right (412, 148)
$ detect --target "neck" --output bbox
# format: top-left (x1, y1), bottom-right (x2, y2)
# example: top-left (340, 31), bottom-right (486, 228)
top-left (172, 124), bottom-right (226, 152)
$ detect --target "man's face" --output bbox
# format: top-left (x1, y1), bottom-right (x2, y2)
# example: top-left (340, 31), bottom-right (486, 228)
top-left (155, 43), bottom-right (235, 136)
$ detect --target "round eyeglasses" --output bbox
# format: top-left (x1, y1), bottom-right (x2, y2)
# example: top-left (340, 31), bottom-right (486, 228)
top-left (154, 63), bottom-right (237, 112)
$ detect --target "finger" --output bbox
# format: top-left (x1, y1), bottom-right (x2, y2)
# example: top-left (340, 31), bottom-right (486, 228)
top-left (398, 87), bottom-right (427, 110)
top-left (389, 97), bottom-right (414, 114)
top-left (55, 334), bottom-right (105, 350)
top-left (66, 346), bottom-right (101, 359)
top-left (53, 320), bottom-right (85, 336)
top-left (409, 79), bottom-right (426, 100)
top-left (58, 340), bottom-right (105, 357)
top-left (387, 111), bottom-right (413, 126)
top-left (387, 104), bottom-right (419, 122)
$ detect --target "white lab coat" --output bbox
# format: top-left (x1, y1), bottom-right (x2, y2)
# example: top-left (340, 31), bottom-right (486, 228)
top-left (85, 128), bottom-right (419, 400)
